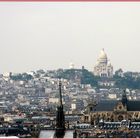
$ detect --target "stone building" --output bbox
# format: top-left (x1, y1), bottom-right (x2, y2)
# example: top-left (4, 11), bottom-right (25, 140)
top-left (94, 49), bottom-right (113, 78)
top-left (82, 91), bottom-right (140, 125)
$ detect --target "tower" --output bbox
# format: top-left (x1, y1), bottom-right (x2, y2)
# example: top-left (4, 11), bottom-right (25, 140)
top-left (54, 80), bottom-right (65, 138)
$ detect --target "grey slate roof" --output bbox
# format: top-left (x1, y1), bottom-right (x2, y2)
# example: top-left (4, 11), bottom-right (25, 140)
top-left (92, 100), bottom-right (118, 111)
top-left (92, 100), bottom-right (140, 112)
top-left (127, 101), bottom-right (140, 111)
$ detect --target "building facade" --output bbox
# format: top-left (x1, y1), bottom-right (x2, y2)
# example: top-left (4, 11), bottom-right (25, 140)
top-left (94, 49), bottom-right (113, 78)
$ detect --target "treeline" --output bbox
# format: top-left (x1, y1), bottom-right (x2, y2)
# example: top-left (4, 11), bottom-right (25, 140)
top-left (114, 71), bottom-right (140, 89)
top-left (10, 68), bottom-right (140, 89)
top-left (11, 73), bottom-right (33, 81)
top-left (58, 69), bottom-right (140, 89)
top-left (57, 69), bottom-right (99, 87)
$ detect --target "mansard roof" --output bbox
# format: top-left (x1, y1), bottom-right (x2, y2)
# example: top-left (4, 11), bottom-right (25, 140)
top-left (127, 100), bottom-right (140, 111)
top-left (91, 100), bottom-right (140, 112)
top-left (92, 100), bottom-right (118, 111)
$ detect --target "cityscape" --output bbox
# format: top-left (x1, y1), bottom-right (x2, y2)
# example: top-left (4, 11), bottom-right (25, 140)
top-left (0, 49), bottom-right (139, 138)
top-left (0, 2), bottom-right (140, 138)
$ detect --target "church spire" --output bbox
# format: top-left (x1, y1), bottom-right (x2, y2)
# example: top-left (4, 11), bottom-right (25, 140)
top-left (54, 79), bottom-right (65, 138)
top-left (59, 80), bottom-right (63, 107)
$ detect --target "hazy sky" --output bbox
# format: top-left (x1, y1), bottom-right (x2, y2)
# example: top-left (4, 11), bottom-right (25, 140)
top-left (0, 2), bottom-right (140, 73)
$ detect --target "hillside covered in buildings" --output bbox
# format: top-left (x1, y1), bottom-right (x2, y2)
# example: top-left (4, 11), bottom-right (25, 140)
top-left (8, 49), bottom-right (140, 89)
top-left (7, 69), bottom-right (140, 89)
top-left (0, 51), bottom-right (140, 137)
top-left (56, 68), bottom-right (140, 89)
top-left (50, 67), bottom-right (140, 90)
top-left (8, 68), bottom-right (140, 90)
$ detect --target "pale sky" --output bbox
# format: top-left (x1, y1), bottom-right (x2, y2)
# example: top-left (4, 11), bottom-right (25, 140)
top-left (0, 2), bottom-right (140, 73)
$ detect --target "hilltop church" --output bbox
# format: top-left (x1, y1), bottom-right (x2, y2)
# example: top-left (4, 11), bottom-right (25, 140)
top-left (94, 49), bottom-right (113, 78)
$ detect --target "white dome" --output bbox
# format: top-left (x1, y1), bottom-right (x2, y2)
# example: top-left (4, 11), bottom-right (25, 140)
top-left (98, 49), bottom-right (107, 63)
top-left (69, 62), bottom-right (75, 69)
top-left (99, 49), bottom-right (107, 59)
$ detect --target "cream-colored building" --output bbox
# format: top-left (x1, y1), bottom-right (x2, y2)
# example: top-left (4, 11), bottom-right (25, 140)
top-left (94, 49), bottom-right (113, 78)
